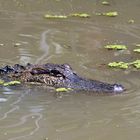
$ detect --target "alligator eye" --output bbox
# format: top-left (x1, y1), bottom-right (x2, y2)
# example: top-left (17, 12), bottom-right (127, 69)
top-left (50, 70), bottom-right (61, 76)
top-left (50, 70), bottom-right (65, 78)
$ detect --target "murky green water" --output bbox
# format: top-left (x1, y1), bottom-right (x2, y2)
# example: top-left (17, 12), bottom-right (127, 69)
top-left (0, 0), bottom-right (140, 140)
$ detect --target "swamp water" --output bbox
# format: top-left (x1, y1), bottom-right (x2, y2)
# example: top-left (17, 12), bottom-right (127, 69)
top-left (0, 0), bottom-right (140, 140)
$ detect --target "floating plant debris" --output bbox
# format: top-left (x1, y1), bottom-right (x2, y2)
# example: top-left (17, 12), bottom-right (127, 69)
top-left (108, 62), bottom-right (129, 69)
top-left (130, 60), bottom-right (140, 69)
top-left (108, 60), bottom-right (140, 69)
top-left (70, 13), bottom-right (90, 18)
top-left (56, 88), bottom-right (72, 92)
top-left (0, 79), bottom-right (4, 85)
top-left (133, 48), bottom-right (140, 53)
top-left (44, 14), bottom-right (68, 19)
top-left (96, 11), bottom-right (118, 17)
top-left (44, 13), bottom-right (90, 19)
top-left (3, 81), bottom-right (21, 86)
top-left (14, 43), bottom-right (21, 47)
top-left (103, 11), bottom-right (118, 17)
top-left (102, 1), bottom-right (110, 5)
top-left (135, 44), bottom-right (140, 47)
top-left (104, 45), bottom-right (127, 50)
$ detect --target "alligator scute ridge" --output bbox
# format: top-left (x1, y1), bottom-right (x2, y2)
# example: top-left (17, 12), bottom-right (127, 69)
top-left (0, 63), bottom-right (124, 93)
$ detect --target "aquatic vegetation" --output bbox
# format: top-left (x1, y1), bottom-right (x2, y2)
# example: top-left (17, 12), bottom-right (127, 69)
top-left (108, 60), bottom-right (140, 69)
top-left (135, 44), bottom-right (140, 47)
top-left (0, 79), bottom-right (21, 86)
top-left (103, 11), bottom-right (118, 17)
top-left (44, 14), bottom-right (68, 19)
top-left (102, 1), bottom-right (110, 5)
top-left (104, 45), bottom-right (127, 50)
top-left (96, 11), bottom-right (118, 17)
top-left (133, 48), bottom-right (140, 53)
top-left (130, 60), bottom-right (140, 69)
top-left (56, 88), bottom-right (72, 92)
top-left (14, 43), bottom-right (21, 47)
top-left (3, 81), bottom-right (21, 86)
top-left (108, 62), bottom-right (129, 69)
top-left (105, 44), bottom-right (140, 70)
top-left (0, 79), bottom-right (4, 85)
top-left (70, 13), bottom-right (90, 18)
top-left (44, 13), bottom-right (90, 19)
top-left (44, 11), bottom-right (118, 20)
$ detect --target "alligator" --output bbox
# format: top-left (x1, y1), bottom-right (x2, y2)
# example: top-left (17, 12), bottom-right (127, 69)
top-left (0, 63), bottom-right (124, 93)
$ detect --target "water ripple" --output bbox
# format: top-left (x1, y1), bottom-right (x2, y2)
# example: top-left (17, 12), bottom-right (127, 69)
top-left (0, 92), bottom-right (25, 121)
top-left (8, 113), bottom-right (42, 140)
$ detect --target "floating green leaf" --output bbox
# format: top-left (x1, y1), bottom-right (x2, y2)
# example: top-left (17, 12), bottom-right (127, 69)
top-left (108, 62), bottom-right (129, 69)
top-left (135, 44), bottom-right (140, 47)
top-left (0, 79), bottom-right (4, 85)
top-left (133, 48), bottom-right (140, 53)
top-left (70, 13), bottom-right (90, 18)
top-left (3, 81), bottom-right (21, 86)
top-left (104, 45), bottom-right (127, 50)
top-left (102, 1), bottom-right (110, 5)
top-left (103, 11), bottom-right (118, 17)
top-left (130, 60), bottom-right (140, 69)
top-left (44, 14), bottom-right (68, 19)
top-left (95, 13), bottom-right (102, 16)
top-left (56, 88), bottom-right (72, 92)
top-left (108, 60), bottom-right (140, 69)
top-left (14, 43), bottom-right (21, 47)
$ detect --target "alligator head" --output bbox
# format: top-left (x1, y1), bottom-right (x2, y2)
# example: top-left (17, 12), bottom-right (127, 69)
top-left (0, 63), bottom-right (124, 93)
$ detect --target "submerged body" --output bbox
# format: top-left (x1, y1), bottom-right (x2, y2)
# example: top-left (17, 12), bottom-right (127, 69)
top-left (0, 63), bottom-right (124, 93)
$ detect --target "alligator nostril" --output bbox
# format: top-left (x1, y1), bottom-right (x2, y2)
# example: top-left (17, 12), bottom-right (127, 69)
top-left (113, 84), bottom-right (124, 93)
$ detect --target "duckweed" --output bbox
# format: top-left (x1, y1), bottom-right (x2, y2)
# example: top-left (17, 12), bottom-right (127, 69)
top-left (104, 45), bottom-right (127, 50)
top-left (96, 11), bottom-right (118, 17)
top-left (56, 88), bottom-right (72, 92)
top-left (44, 14), bottom-right (68, 19)
top-left (133, 49), bottom-right (140, 53)
top-left (70, 13), bottom-right (90, 18)
top-left (14, 43), bottom-right (21, 47)
top-left (135, 44), bottom-right (140, 47)
top-left (103, 11), bottom-right (118, 17)
top-left (108, 62), bottom-right (129, 69)
top-left (0, 79), bottom-right (4, 85)
top-left (44, 13), bottom-right (90, 19)
top-left (3, 81), bottom-right (21, 86)
top-left (108, 60), bottom-right (140, 69)
top-left (131, 60), bottom-right (140, 69)
top-left (102, 1), bottom-right (110, 5)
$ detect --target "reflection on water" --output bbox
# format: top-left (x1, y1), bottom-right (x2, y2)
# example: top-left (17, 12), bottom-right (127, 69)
top-left (0, 0), bottom-right (140, 140)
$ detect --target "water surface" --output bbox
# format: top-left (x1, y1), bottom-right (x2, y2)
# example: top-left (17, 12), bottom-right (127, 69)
top-left (0, 0), bottom-right (140, 140)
